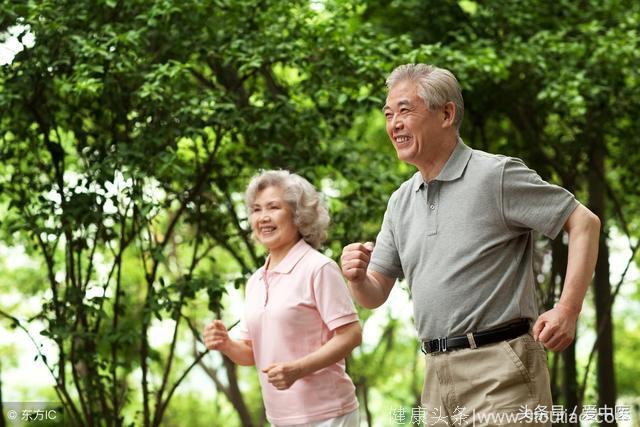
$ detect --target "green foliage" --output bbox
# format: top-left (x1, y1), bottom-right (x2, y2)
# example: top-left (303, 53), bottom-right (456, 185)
top-left (0, 0), bottom-right (403, 425)
top-left (614, 305), bottom-right (640, 396)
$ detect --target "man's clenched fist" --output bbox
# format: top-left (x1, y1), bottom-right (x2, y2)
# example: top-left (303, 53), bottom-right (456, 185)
top-left (340, 242), bottom-right (374, 285)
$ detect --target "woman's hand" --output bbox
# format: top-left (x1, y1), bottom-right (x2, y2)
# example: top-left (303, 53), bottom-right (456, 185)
top-left (202, 320), bottom-right (255, 366)
top-left (262, 362), bottom-right (303, 390)
top-left (261, 321), bottom-right (363, 390)
top-left (203, 320), bottom-right (230, 351)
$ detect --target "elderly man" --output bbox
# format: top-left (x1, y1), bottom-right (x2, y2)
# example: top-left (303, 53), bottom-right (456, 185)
top-left (341, 64), bottom-right (600, 425)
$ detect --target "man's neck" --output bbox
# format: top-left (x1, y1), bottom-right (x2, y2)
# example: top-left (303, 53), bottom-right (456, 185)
top-left (416, 137), bottom-right (459, 182)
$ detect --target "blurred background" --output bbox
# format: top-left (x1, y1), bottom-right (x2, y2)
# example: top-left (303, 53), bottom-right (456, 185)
top-left (0, 1), bottom-right (638, 425)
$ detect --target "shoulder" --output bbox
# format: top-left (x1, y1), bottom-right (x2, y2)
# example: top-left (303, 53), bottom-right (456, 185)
top-left (245, 267), bottom-right (264, 289)
top-left (388, 172), bottom-right (421, 206)
top-left (465, 149), bottom-right (529, 184)
top-left (303, 249), bottom-right (348, 294)
top-left (468, 148), bottom-right (511, 170)
top-left (301, 247), bottom-right (336, 273)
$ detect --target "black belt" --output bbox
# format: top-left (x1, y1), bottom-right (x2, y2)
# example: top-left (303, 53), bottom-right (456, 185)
top-left (421, 319), bottom-right (530, 354)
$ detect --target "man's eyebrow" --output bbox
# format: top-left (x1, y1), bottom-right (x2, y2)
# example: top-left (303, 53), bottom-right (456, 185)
top-left (382, 99), bottom-right (412, 112)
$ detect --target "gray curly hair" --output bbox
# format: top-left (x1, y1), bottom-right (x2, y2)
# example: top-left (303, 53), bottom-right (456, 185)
top-left (245, 170), bottom-right (330, 249)
top-left (386, 63), bottom-right (464, 132)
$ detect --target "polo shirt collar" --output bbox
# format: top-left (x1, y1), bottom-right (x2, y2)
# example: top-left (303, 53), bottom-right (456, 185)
top-left (437, 139), bottom-right (472, 182)
top-left (264, 238), bottom-right (312, 274)
top-left (411, 172), bottom-right (425, 192)
top-left (412, 138), bottom-right (472, 192)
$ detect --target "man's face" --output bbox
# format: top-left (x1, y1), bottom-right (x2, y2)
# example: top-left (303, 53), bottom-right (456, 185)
top-left (383, 80), bottom-right (444, 166)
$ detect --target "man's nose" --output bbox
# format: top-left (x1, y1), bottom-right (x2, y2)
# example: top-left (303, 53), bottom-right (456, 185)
top-left (391, 114), bottom-right (403, 129)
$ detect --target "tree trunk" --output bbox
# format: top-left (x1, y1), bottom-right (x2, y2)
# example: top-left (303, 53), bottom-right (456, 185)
top-left (588, 140), bottom-right (617, 426)
top-left (221, 356), bottom-right (255, 427)
top-left (562, 342), bottom-right (579, 425)
top-left (551, 236), bottom-right (580, 425)
top-left (359, 382), bottom-right (373, 426)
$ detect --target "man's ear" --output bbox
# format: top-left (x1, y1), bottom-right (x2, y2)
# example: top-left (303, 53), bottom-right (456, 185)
top-left (442, 101), bottom-right (456, 128)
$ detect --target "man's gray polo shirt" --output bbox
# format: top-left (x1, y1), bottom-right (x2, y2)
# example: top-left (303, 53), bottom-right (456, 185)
top-left (369, 140), bottom-right (578, 340)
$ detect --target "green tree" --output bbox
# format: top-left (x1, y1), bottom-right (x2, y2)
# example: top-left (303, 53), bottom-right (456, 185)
top-left (0, 1), bottom-right (401, 425)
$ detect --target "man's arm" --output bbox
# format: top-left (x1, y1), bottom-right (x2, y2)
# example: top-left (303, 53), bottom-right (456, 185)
top-left (532, 203), bottom-right (601, 351)
top-left (340, 242), bottom-right (396, 308)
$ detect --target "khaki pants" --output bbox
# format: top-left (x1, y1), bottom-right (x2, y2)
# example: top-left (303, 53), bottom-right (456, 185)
top-left (421, 334), bottom-right (552, 426)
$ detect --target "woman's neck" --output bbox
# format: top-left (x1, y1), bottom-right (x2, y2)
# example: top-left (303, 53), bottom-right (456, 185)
top-left (266, 238), bottom-right (301, 270)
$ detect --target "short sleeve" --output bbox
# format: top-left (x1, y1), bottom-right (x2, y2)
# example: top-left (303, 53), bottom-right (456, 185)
top-left (312, 262), bottom-right (359, 331)
top-left (502, 158), bottom-right (578, 239)
top-left (230, 276), bottom-right (255, 342)
top-left (369, 196), bottom-right (403, 279)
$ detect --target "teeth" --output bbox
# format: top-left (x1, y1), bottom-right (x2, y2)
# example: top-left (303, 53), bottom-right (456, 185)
top-left (396, 136), bottom-right (410, 143)
top-left (261, 226), bottom-right (275, 233)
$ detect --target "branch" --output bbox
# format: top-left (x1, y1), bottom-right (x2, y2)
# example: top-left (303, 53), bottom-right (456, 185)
top-left (577, 135), bottom-right (637, 403)
top-left (217, 238), bottom-right (253, 276)
top-left (153, 228), bottom-right (203, 426)
top-left (260, 64), bottom-right (288, 98)
top-left (69, 332), bottom-right (91, 425)
top-left (185, 318), bottom-right (232, 405)
top-left (153, 351), bottom-right (208, 427)
top-left (221, 188), bottom-right (259, 267)
top-left (212, 124), bottom-right (223, 157)
top-left (0, 309), bottom-right (83, 425)
top-left (205, 56), bottom-right (250, 108)
top-left (81, 222), bottom-right (103, 293)
top-left (141, 139), bottom-right (221, 425)
top-left (188, 68), bottom-right (220, 92)
top-left (93, 200), bottom-right (136, 334)
top-left (578, 238), bottom-right (640, 402)
top-left (147, 145), bottom-right (220, 282)
top-left (27, 209), bottom-right (74, 407)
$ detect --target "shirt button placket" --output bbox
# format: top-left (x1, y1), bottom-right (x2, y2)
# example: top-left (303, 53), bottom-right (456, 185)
top-left (262, 272), bottom-right (269, 306)
top-left (426, 182), bottom-right (438, 235)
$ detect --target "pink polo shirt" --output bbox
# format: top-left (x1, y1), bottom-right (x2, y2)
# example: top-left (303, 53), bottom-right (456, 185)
top-left (235, 238), bottom-right (359, 425)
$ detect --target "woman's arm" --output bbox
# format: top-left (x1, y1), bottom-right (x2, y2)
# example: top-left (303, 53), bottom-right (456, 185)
top-left (204, 320), bottom-right (255, 366)
top-left (262, 321), bottom-right (362, 390)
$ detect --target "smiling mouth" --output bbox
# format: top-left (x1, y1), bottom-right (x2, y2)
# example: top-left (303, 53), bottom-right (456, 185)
top-left (259, 226), bottom-right (276, 235)
top-left (394, 136), bottom-right (411, 144)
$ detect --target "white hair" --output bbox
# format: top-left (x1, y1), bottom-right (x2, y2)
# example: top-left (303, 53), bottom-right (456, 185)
top-left (386, 63), bottom-right (464, 131)
top-left (245, 170), bottom-right (329, 249)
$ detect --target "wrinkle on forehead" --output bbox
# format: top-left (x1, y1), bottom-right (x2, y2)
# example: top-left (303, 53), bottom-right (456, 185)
top-left (384, 81), bottom-right (423, 110)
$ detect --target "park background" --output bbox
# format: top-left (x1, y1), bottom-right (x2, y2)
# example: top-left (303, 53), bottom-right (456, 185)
top-left (0, 0), bottom-right (639, 426)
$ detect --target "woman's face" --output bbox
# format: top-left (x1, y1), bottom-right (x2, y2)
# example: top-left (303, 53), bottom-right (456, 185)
top-left (250, 185), bottom-right (300, 253)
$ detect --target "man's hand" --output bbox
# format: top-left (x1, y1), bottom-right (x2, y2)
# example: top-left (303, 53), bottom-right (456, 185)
top-left (203, 320), bottom-right (230, 352)
top-left (340, 242), bottom-right (374, 285)
top-left (532, 304), bottom-right (579, 352)
top-left (262, 362), bottom-right (303, 390)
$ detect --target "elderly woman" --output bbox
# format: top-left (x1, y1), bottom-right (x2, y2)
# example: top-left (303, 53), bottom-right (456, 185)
top-left (204, 170), bottom-right (361, 427)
